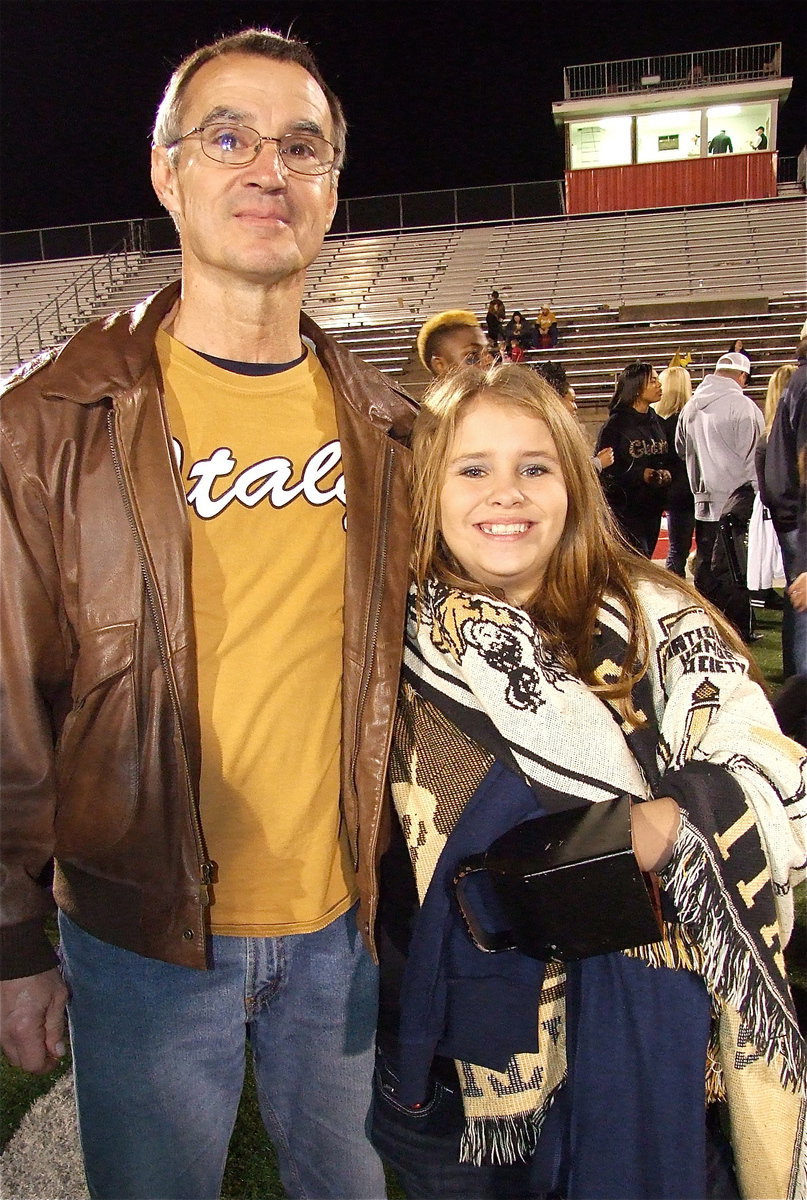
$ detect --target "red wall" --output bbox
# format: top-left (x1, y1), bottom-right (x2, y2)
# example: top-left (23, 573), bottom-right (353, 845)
top-left (565, 152), bottom-right (777, 214)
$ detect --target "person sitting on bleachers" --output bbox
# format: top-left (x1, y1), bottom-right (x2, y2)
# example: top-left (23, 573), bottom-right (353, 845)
top-left (416, 310), bottom-right (490, 377)
top-left (503, 310), bottom-right (534, 352)
top-left (535, 304), bottom-right (558, 349)
top-left (506, 337), bottom-right (525, 363)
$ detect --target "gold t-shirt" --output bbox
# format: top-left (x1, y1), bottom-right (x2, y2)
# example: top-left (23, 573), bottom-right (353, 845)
top-left (158, 330), bottom-right (354, 934)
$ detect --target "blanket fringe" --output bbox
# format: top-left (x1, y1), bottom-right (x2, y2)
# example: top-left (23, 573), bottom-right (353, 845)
top-left (796, 1115), bottom-right (807, 1200)
top-left (663, 817), bottom-right (806, 1095)
top-left (459, 1093), bottom-right (557, 1168)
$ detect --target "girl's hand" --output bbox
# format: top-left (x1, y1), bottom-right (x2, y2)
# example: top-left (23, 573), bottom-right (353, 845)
top-left (631, 796), bottom-right (681, 872)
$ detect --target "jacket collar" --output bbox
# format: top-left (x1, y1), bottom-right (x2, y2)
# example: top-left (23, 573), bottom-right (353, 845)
top-left (38, 281), bottom-right (182, 405)
top-left (37, 280), bottom-right (416, 437)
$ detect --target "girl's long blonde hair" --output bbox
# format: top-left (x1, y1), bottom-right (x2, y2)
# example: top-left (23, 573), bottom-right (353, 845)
top-left (656, 366), bottom-right (692, 418)
top-left (411, 364), bottom-right (755, 719)
top-left (764, 364), bottom-right (797, 434)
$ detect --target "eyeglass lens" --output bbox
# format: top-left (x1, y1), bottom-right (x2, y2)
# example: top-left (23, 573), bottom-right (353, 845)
top-left (199, 124), bottom-right (333, 173)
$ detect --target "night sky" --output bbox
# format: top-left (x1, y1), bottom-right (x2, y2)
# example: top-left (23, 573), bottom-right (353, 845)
top-left (1, 0), bottom-right (804, 234)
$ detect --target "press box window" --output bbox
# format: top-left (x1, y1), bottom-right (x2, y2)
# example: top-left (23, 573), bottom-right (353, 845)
top-left (568, 116), bottom-right (632, 169)
top-left (636, 110), bottom-right (700, 163)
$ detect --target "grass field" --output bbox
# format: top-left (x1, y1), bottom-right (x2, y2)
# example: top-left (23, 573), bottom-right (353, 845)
top-left (1, 602), bottom-right (802, 1199)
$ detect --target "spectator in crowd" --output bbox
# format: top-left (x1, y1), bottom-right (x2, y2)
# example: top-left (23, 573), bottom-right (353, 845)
top-left (371, 362), bottom-right (807, 1200)
top-left (504, 310), bottom-right (534, 352)
top-left (750, 126), bottom-right (768, 150)
top-left (595, 361), bottom-right (674, 557)
top-left (752, 364), bottom-right (795, 615)
top-left (708, 129), bottom-right (733, 154)
top-left (507, 337), bottom-right (526, 363)
top-left (417, 310), bottom-right (490, 377)
top-left (485, 290), bottom-right (506, 344)
top-left (535, 304), bottom-right (559, 349)
top-left (535, 360), bottom-right (572, 401)
top-left (762, 365), bottom-right (796, 436)
top-left (676, 351), bottom-right (763, 607)
top-left (0, 28), bottom-right (417, 1200)
top-left (535, 360), bottom-right (613, 473)
top-left (656, 366), bottom-right (695, 577)
top-left (727, 338), bottom-right (753, 372)
top-left (763, 338), bottom-right (807, 678)
top-left (710, 480), bottom-right (760, 644)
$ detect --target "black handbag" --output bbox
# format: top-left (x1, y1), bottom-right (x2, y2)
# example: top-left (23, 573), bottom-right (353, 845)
top-left (453, 794), bottom-right (663, 962)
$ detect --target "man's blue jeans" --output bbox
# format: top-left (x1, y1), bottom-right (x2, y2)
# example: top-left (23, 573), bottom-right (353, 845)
top-left (58, 907), bottom-right (385, 1200)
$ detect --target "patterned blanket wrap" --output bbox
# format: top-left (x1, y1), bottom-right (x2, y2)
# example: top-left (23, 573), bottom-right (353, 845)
top-left (392, 578), bottom-right (807, 1197)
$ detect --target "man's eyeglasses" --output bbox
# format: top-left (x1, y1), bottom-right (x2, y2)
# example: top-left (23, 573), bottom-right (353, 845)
top-left (165, 123), bottom-right (337, 176)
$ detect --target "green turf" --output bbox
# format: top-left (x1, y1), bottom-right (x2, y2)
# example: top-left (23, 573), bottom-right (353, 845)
top-left (219, 1066), bottom-right (405, 1199)
top-left (0, 1052), bottom-right (71, 1149)
top-left (221, 1065), bottom-right (284, 1200)
top-left (748, 601), bottom-right (787, 691)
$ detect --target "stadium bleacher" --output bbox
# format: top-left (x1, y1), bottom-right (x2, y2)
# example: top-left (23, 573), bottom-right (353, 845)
top-left (3, 196), bottom-right (805, 423)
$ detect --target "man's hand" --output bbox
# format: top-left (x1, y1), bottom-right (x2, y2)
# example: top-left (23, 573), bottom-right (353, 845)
top-left (0, 969), bottom-right (68, 1074)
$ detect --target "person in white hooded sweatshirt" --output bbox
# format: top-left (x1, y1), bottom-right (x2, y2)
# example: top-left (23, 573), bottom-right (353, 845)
top-left (676, 351), bottom-right (763, 604)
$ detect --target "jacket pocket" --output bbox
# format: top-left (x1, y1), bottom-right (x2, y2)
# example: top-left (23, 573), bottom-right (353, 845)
top-left (55, 622), bottom-right (139, 855)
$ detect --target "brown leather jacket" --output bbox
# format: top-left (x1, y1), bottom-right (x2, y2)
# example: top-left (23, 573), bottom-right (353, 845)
top-left (0, 282), bottom-right (416, 978)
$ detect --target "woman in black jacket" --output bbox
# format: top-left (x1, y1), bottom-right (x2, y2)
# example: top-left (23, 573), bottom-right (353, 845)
top-left (595, 361), bottom-right (675, 557)
top-left (504, 310), bottom-right (534, 351)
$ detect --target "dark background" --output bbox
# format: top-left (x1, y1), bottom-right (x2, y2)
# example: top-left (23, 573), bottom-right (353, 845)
top-left (1, 0), bottom-right (804, 233)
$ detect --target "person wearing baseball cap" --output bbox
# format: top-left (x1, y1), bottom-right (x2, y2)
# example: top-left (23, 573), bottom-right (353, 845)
top-left (675, 350), bottom-right (762, 627)
top-left (714, 350), bottom-right (752, 375)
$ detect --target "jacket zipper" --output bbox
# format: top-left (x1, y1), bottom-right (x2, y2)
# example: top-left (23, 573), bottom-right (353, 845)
top-left (349, 439), bottom-right (394, 869)
top-left (106, 408), bottom-right (214, 922)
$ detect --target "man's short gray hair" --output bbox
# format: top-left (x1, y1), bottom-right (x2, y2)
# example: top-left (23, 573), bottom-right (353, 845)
top-left (152, 28), bottom-right (346, 174)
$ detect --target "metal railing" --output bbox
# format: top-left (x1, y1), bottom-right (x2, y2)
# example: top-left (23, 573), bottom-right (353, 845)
top-left (564, 43), bottom-right (782, 99)
top-left (137, 179), bottom-right (566, 246)
top-left (4, 238), bottom-right (139, 364)
top-left (1, 180), bottom-right (566, 266)
top-left (331, 179), bottom-right (566, 234)
top-left (1, 159), bottom-right (802, 280)
top-left (0, 219), bottom-right (144, 266)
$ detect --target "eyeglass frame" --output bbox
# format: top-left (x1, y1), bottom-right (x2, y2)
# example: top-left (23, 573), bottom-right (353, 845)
top-left (163, 122), bottom-right (338, 176)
